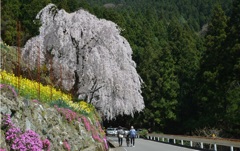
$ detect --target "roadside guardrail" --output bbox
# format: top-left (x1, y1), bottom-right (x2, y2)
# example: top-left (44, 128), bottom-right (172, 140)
top-left (144, 133), bottom-right (240, 151)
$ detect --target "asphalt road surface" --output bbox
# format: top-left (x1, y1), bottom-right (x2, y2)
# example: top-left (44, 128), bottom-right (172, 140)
top-left (108, 137), bottom-right (200, 151)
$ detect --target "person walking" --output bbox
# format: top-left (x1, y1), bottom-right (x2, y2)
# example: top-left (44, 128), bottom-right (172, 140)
top-left (126, 132), bottom-right (130, 147)
top-left (117, 126), bottom-right (124, 146)
top-left (129, 126), bottom-right (136, 147)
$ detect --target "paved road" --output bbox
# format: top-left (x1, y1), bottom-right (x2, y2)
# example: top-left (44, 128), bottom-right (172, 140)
top-left (108, 136), bottom-right (200, 151)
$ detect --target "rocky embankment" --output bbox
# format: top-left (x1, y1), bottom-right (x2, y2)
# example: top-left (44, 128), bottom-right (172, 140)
top-left (0, 84), bottom-right (107, 151)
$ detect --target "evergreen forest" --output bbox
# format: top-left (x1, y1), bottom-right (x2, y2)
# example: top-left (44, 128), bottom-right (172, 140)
top-left (1, 0), bottom-right (240, 138)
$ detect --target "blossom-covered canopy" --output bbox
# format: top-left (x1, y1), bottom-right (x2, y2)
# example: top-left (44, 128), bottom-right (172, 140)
top-left (21, 4), bottom-right (144, 119)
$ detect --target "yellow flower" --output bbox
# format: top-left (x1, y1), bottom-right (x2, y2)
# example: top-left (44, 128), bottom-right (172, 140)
top-left (0, 70), bottom-right (97, 116)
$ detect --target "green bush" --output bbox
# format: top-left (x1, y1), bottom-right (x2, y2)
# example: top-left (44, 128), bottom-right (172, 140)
top-left (138, 129), bottom-right (148, 138)
top-left (49, 99), bottom-right (74, 110)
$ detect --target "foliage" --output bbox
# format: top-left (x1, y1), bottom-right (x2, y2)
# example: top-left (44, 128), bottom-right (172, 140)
top-left (195, 2), bottom-right (240, 138)
top-left (0, 70), bottom-right (95, 115)
top-left (1, 0), bottom-right (239, 138)
top-left (0, 70), bottom-right (72, 103)
top-left (49, 100), bottom-right (74, 110)
top-left (0, 84), bottom-right (18, 98)
top-left (1, 86), bottom-right (108, 150)
top-left (0, 70), bottom-right (105, 137)
top-left (95, 0), bottom-right (239, 138)
top-left (138, 129), bottom-right (148, 139)
top-left (192, 127), bottom-right (222, 138)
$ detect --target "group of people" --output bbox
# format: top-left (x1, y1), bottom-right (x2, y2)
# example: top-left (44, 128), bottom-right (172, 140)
top-left (117, 126), bottom-right (136, 147)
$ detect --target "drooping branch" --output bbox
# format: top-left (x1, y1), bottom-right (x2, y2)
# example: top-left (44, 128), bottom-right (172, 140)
top-left (21, 4), bottom-right (145, 119)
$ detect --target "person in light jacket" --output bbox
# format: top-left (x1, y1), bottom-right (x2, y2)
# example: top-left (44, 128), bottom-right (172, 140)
top-left (117, 126), bottom-right (125, 146)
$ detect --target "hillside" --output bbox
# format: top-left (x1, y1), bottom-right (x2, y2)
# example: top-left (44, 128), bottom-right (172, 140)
top-left (1, 0), bottom-right (240, 138)
top-left (0, 70), bottom-right (108, 150)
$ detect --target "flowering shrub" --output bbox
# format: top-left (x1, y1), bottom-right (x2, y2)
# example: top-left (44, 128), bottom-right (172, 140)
top-left (63, 140), bottom-right (71, 151)
top-left (42, 139), bottom-right (51, 151)
top-left (91, 128), bottom-right (103, 142)
top-left (0, 84), bottom-right (18, 97)
top-left (66, 100), bottom-right (94, 115)
top-left (2, 114), bottom-right (48, 151)
top-left (82, 116), bottom-right (91, 131)
top-left (32, 99), bottom-right (40, 104)
top-left (11, 130), bottom-right (43, 151)
top-left (0, 70), bottom-right (94, 115)
top-left (95, 121), bottom-right (104, 133)
top-left (103, 137), bottom-right (108, 150)
top-left (5, 126), bottom-right (21, 142)
top-left (0, 70), bottom-right (108, 150)
top-left (2, 114), bottom-right (13, 127)
top-left (79, 101), bottom-right (94, 113)
top-left (78, 117), bottom-right (82, 123)
top-left (55, 106), bottom-right (78, 123)
top-left (0, 70), bottom-right (72, 102)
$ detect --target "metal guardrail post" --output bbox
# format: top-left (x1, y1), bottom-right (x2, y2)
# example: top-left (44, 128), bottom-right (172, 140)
top-left (190, 141), bottom-right (193, 147)
top-left (201, 142), bottom-right (203, 149)
top-left (214, 144), bottom-right (217, 151)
